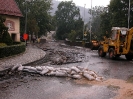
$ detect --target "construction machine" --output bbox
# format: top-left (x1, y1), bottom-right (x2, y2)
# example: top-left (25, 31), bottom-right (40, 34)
top-left (90, 40), bottom-right (100, 50)
top-left (98, 27), bottom-right (133, 60)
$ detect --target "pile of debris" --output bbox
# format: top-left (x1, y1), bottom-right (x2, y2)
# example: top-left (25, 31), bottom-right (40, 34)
top-left (12, 64), bottom-right (103, 81)
top-left (50, 51), bottom-right (67, 65)
top-left (50, 50), bottom-right (84, 65)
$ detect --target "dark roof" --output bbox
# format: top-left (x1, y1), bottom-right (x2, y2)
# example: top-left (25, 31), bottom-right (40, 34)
top-left (0, 0), bottom-right (23, 17)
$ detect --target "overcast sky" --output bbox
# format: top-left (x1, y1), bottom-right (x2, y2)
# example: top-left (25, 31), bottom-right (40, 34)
top-left (57, 0), bottom-right (110, 8)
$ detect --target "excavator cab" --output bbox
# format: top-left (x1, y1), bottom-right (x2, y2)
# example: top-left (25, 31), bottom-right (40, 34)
top-left (111, 29), bottom-right (117, 40)
top-left (119, 30), bottom-right (127, 52)
top-left (120, 30), bottom-right (126, 41)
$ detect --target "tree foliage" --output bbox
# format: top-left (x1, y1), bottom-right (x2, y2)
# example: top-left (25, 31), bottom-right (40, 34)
top-left (55, 1), bottom-right (83, 40)
top-left (109, 0), bottom-right (129, 27)
top-left (100, 11), bottom-right (111, 38)
top-left (88, 6), bottom-right (106, 41)
top-left (103, 0), bottom-right (133, 31)
top-left (0, 15), bottom-right (6, 40)
top-left (90, 0), bottom-right (133, 40)
top-left (2, 29), bottom-right (13, 45)
top-left (68, 30), bottom-right (76, 42)
top-left (0, 15), bottom-right (13, 45)
top-left (15, 0), bottom-right (53, 37)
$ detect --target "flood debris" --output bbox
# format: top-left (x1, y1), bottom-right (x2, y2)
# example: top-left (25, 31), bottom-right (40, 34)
top-left (28, 42), bottom-right (88, 66)
top-left (50, 50), bottom-right (84, 65)
top-left (12, 64), bottom-right (103, 81)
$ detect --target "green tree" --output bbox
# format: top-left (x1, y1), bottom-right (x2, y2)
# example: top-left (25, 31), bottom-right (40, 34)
top-left (109, 0), bottom-right (128, 27)
top-left (68, 30), bottom-right (77, 42)
top-left (0, 15), bottom-right (13, 45)
top-left (100, 0), bottom-right (133, 40)
top-left (88, 6), bottom-right (107, 40)
top-left (87, 0), bottom-right (133, 41)
top-left (15, 0), bottom-right (25, 34)
top-left (0, 15), bottom-right (6, 41)
top-left (15, 0), bottom-right (52, 37)
top-left (50, 15), bottom-right (57, 31)
top-left (105, 0), bottom-right (133, 28)
top-left (74, 18), bottom-right (84, 40)
top-left (100, 11), bottom-right (111, 39)
top-left (2, 28), bottom-right (13, 45)
top-left (55, 1), bottom-right (83, 40)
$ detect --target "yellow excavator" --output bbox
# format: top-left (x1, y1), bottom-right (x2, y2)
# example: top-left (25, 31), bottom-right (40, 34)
top-left (98, 27), bottom-right (133, 60)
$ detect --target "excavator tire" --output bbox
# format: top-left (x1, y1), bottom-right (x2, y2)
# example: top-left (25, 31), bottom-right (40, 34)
top-left (90, 42), bottom-right (100, 50)
top-left (130, 40), bottom-right (133, 50)
top-left (109, 48), bottom-right (115, 59)
top-left (98, 46), bottom-right (106, 57)
top-left (125, 55), bottom-right (133, 60)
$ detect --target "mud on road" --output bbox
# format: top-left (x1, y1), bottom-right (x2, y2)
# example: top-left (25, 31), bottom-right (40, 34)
top-left (26, 41), bottom-right (89, 66)
top-left (25, 41), bottom-right (133, 99)
top-left (0, 41), bottom-right (90, 81)
top-left (0, 41), bottom-right (133, 99)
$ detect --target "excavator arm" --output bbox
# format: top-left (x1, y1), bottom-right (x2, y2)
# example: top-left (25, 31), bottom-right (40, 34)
top-left (126, 27), bottom-right (133, 52)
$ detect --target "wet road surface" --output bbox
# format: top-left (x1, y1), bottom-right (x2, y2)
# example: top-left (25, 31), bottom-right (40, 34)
top-left (0, 76), bottom-right (116, 99)
top-left (0, 41), bottom-right (133, 99)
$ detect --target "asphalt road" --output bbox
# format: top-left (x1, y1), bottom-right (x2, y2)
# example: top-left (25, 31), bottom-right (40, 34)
top-left (0, 41), bottom-right (133, 99)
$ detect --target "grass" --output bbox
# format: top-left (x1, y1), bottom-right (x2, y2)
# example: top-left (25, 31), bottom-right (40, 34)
top-left (0, 43), bottom-right (7, 47)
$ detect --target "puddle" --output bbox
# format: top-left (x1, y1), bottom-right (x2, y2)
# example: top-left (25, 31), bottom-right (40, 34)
top-left (127, 75), bottom-right (133, 83)
top-left (74, 78), bottom-right (133, 99)
top-left (0, 77), bottom-right (116, 99)
top-left (107, 85), bottom-right (120, 91)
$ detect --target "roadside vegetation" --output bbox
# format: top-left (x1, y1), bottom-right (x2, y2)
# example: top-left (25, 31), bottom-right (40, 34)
top-left (0, 16), bottom-right (26, 58)
top-left (15, 0), bottom-right (133, 42)
top-left (15, 0), bottom-right (54, 37)
top-left (0, 16), bottom-right (13, 45)
top-left (55, 1), bottom-right (83, 40)
top-left (1, 0), bottom-right (133, 44)
top-left (86, 0), bottom-right (133, 41)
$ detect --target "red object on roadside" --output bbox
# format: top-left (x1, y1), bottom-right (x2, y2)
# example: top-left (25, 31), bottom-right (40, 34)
top-left (23, 33), bottom-right (28, 40)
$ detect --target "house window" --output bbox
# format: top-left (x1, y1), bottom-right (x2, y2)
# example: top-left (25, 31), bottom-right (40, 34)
top-left (5, 20), bottom-right (15, 31)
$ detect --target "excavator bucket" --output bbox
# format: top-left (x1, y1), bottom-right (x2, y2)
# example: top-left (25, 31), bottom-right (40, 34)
top-left (90, 40), bottom-right (100, 50)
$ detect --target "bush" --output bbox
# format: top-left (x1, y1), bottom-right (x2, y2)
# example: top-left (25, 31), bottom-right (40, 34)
top-left (2, 29), bottom-right (13, 45)
top-left (0, 43), bottom-right (7, 47)
top-left (0, 42), bottom-right (26, 58)
top-left (13, 42), bottom-right (21, 45)
top-left (0, 15), bottom-right (13, 45)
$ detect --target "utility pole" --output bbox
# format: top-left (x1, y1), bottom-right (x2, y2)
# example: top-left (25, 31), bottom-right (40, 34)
top-left (83, 4), bottom-right (86, 40)
top-left (90, 0), bottom-right (92, 42)
top-left (23, 0), bottom-right (28, 45)
top-left (128, 0), bottom-right (130, 29)
top-left (24, 0), bottom-right (31, 33)
top-left (24, 0), bottom-right (28, 33)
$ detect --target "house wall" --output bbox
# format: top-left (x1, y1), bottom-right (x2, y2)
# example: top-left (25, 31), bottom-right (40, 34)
top-left (4, 15), bottom-right (20, 42)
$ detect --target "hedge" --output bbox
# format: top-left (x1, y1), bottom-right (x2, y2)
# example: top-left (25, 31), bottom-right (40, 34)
top-left (0, 42), bottom-right (26, 58)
